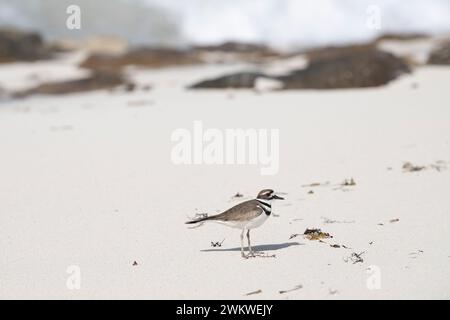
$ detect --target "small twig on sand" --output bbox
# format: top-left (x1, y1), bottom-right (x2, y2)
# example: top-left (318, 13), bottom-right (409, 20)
top-left (301, 182), bottom-right (329, 188)
top-left (211, 239), bottom-right (225, 247)
top-left (245, 289), bottom-right (262, 296)
top-left (344, 251), bottom-right (365, 264)
top-left (279, 285), bottom-right (303, 294)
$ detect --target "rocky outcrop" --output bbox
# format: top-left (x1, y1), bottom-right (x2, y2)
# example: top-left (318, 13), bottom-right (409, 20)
top-left (80, 48), bottom-right (202, 71)
top-left (14, 71), bottom-right (125, 97)
top-left (194, 41), bottom-right (281, 64)
top-left (0, 29), bottom-right (52, 63)
top-left (279, 47), bottom-right (411, 89)
top-left (428, 42), bottom-right (450, 65)
top-left (189, 72), bottom-right (270, 89)
top-left (188, 46), bottom-right (411, 90)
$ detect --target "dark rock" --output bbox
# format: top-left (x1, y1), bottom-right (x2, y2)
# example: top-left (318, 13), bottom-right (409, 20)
top-left (195, 41), bottom-right (272, 53)
top-left (279, 48), bottom-right (411, 89)
top-left (304, 44), bottom-right (376, 62)
top-left (428, 42), bottom-right (450, 65)
top-left (80, 47), bottom-right (202, 71)
top-left (14, 71), bottom-right (125, 97)
top-left (0, 28), bottom-right (52, 63)
top-left (374, 33), bottom-right (430, 43)
top-left (189, 72), bottom-right (271, 89)
top-left (194, 41), bottom-right (281, 63)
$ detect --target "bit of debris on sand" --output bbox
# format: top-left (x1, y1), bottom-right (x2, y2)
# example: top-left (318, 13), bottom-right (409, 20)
top-left (344, 252), bottom-right (365, 264)
top-left (289, 228), bottom-right (333, 241)
top-left (301, 181), bottom-right (330, 188)
top-left (331, 243), bottom-right (351, 249)
top-left (378, 218), bottom-right (400, 225)
top-left (132, 261), bottom-right (138, 266)
top-left (245, 289), bottom-right (262, 296)
top-left (304, 228), bottom-right (333, 241)
top-left (331, 178), bottom-right (357, 191)
top-left (211, 239), bottom-right (225, 247)
top-left (408, 250), bottom-right (424, 259)
top-left (322, 216), bottom-right (355, 224)
top-left (329, 288), bottom-right (338, 295)
top-left (402, 161), bottom-right (447, 173)
top-left (245, 252), bottom-right (277, 259)
top-left (279, 285), bottom-right (303, 294)
top-left (402, 162), bottom-right (426, 172)
top-left (341, 178), bottom-right (356, 186)
top-left (232, 192), bottom-right (244, 198)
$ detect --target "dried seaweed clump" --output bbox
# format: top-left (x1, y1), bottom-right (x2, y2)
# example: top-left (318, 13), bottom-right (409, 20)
top-left (304, 228), bottom-right (333, 241)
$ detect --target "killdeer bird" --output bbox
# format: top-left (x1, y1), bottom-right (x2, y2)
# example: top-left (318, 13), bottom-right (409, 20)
top-left (186, 189), bottom-right (284, 258)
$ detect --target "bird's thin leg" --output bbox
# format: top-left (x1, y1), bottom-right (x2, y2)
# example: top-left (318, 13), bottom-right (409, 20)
top-left (240, 229), bottom-right (247, 258)
top-left (247, 229), bottom-right (253, 255)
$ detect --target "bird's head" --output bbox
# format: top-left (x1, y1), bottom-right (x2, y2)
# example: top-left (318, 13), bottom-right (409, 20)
top-left (256, 189), bottom-right (284, 201)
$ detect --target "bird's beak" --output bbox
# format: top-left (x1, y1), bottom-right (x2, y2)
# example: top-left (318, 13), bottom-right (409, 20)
top-left (272, 194), bottom-right (284, 200)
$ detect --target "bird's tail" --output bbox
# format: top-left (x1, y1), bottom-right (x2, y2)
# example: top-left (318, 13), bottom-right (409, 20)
top-left (185, 216), bottom-right (211, 224)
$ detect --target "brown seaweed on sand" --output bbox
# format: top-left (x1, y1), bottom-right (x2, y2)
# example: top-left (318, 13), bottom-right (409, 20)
top-left (304, 228), bottom-right (333, 241)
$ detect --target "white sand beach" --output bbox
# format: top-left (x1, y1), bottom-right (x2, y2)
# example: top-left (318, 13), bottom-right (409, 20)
top-left (1, 44), bottom-right (450, 299)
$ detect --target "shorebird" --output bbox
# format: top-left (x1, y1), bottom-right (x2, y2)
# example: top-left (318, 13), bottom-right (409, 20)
top-left (186, 189), bottom-right (284, 258)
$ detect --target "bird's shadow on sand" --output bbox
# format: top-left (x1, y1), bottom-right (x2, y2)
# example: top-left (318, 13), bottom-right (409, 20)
top-left (201, 242), bottom-right (303, 252)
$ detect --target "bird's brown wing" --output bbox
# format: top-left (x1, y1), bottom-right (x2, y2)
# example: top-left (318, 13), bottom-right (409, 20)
top-left (209, 200), bottom-right (263, 222)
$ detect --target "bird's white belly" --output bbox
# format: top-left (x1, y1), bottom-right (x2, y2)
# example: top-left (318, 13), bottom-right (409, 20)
top-left (211, 213), bottom-right (270, 230)
top-left (245, 213), bottom-right (269, 229)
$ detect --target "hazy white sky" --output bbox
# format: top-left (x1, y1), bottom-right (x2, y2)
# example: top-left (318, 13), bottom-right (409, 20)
top-left (1, 0), bottom-right (450, 48)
